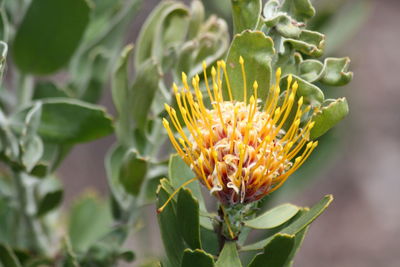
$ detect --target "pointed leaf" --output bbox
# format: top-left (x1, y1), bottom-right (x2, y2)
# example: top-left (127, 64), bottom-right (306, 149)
top-left (177, 188), bottom-right (201, 249)
top-left (244, 204), bottom-right (299, 229)
top-left (36, 189), bottom-right (63, 217)
top-left (242, 195), bottom-right (333, 251)
top-left (13, 0), bottom-right (90, 74)
top-left (248, 234), bottom-right (295, 267)
top-left (310, 98), bottom-right (349, 139)
top-left (283, 226), bottom-right (309, 267)
top-left (215, 242), bottom-right (241, 267)
top-left (181, 249), bottom-right (215, 267)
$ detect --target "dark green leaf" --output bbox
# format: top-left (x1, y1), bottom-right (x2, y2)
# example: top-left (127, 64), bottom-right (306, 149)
top-left (37, 98), bottom-right (113, 143)
top-left (157, 179), bottom-right (186, 267)
top-left (244, 204), bottom-right (299, 229)
top-left (231, 0), bottom-right (262, 34)
top-left (181, 249), bottom-right (215, 267)
top-left (0, 243), bottom-right (22, 267)
top-left (12, 0), bottom-right (90, 74)
top-left (310, 98), bottom-right (349, 139)
top-left (177, 189), bottom-right (201, 249)
top-left (32, 81), bottom-right (69, 100)
top-left (36, 189), bottom-right (63, 217)
top-left (215, 242), bottom-right (241, 267)
top-left (283, 226), bottom-right (309, 267)
top-left (248, 234), bottom-right (295, 267)
top-left (225, 30), bottom-right (275, 103)
top-left (242, 195), bottom-right (333, 251)
top-left (119, 149), bottom-right (148, 196)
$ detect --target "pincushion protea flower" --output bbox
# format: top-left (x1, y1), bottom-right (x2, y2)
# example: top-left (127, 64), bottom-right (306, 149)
top-left (159, 57), bottom-right (317, 211)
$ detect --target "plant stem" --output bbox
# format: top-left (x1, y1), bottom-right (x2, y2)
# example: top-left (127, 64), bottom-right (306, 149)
top-left (13, 170), bottom-right (45, 253)
top-left (16, 73), bottom-right (33, 107)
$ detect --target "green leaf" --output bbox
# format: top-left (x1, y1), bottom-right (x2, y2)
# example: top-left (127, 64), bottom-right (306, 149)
top-left (181, 249), bottom-right (215, 267)
top-left (157, 179), bottom-right (186, 267)
top-left (310, 98), bottom-right (349, 139)
top-left (168, 154), bottom-right (205, 208)
top-left (105, 145), bottom-right (133, 214)
top-left (32, 81), bottom-right (69, 100)
top-left (225, 30), bottom-right (275, 102)
top-left (285, 30), bottom-right (325, 57)
top-left (283, 226), bottom-right (309, 267)
top-left (280, 75), bottom-right (324, 107)
top-left (299, 60), bottom-right (324, 83)
top-left (0, 110), bottom-right (19, 161)
top-left (215, 242), bottom-right (242, 267)
top-left (12, 0), bottom-right (90, 74)
top-left (242, 195), bottom-right (333, 251)
top-left (281, 0), bottom-right (315, 22)
top-left (68, 193), bottom-right (112, 252)
top-left (177, 189), bottom-right (201, 250)
top-left (248, 234), bottom-right (295, 267)
top-left (231, 0), bottom-right (262, 34)
top-left (112, 45), bottom-right (133, 125)
top-left (0, 243), bottom-right (22, 267)
top-left (263, 1), bottom-right (301, 38)
top-left (152, 5), bottom-right (189, 69)
top-left (187, 0), bottom-right (205, 39)
top-left (200, 227), bottom-right (219, 256)
top-left (119, 149), bottom-right (148, 196)
top-left (130, 59), bottom-right (161, 130)
top-left (37, 98), bottom-right (113, 143)
top-left (20, 103), bottom-right (43, 172)
top-left (244, 204), bottom-right (299, 229)
top-left (320, 57), bottom-right (353, 86)
top-left (135, 1), bottom-right (187, 68)
top-left (36, 188), bottom-right (63, 217)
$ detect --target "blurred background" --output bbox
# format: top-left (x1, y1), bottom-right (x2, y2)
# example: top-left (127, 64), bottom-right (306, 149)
top-left (56, 0), bottom-right (400, 266)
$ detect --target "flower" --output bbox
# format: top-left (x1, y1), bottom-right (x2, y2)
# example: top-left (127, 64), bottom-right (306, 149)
top-left (162, 57), bottom-right (317, 207)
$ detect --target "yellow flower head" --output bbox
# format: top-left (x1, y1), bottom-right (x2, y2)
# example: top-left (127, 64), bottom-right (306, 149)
top-left (162, 57), bottom-right (317, 207)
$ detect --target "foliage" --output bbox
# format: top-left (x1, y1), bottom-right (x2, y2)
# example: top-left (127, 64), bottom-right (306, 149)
top-left (0, 0), bottom-right (363, 266)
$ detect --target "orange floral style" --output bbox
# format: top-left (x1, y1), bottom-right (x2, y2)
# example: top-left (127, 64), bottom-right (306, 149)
top-left (160, 57), bottom-right (317, 211)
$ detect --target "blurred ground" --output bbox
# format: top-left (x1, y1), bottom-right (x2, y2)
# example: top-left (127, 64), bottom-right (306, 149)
top-left (59, 0), bottom-right (400, 266)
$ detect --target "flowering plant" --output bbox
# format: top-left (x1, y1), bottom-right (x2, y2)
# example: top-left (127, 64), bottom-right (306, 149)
top-left (0, 0), bottom-right (363, 266)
